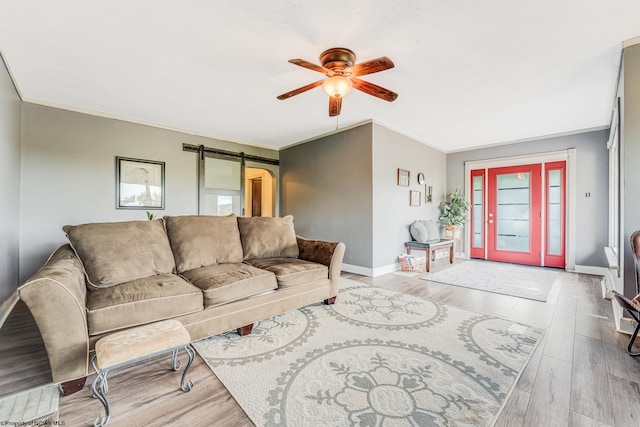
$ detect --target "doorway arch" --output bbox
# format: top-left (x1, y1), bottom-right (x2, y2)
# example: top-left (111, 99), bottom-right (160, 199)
top-left (244, 168), bottom-right (276, 217)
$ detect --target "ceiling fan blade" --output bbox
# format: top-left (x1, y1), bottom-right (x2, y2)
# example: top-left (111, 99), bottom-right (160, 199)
top-left (329, 96), bottom-right (342, 117)
top-left (277, 80), bottom-right (324, 100)
top-left (351, 77), bottom-right (398, 102)
top-left (349, 57), bottom-right (394, 77)
top-left (289, 59), bottom-right (329, 74)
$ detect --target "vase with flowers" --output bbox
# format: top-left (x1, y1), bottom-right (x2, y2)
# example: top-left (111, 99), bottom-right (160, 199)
top-left (439, 188), bottom-right (470, 241)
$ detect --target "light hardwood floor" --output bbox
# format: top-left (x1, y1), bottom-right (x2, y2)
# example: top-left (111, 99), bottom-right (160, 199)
top-left (1, 259), bottom-right (639, 426)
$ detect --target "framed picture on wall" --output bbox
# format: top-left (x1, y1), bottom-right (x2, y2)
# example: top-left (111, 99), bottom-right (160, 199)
top-left (410, 190), bottom-right (421, 206)
top-left (116, 157), bottom-right (165, 209)
top-left (397, 168), bottom-right (410, 186)
top-left (425, 185), bottom-right (433, 203)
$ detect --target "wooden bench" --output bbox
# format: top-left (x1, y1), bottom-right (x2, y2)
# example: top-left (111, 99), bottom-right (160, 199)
top-left (90, 320), bottom-right (195, 426)
top-left (405, 239), bottom-right (455, 272)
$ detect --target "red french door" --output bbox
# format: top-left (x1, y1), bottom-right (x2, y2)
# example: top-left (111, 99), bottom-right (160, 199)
top-left (487, 164), bottom-right (542, 264)
top-left (470, 161), bottom-right (565, 268)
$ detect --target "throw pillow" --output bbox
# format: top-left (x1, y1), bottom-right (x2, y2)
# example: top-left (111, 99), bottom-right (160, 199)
top-left (425, 220), bottom-right (441, 243)
top-left (164, 214), bottom-right (244, 273)
top-left (63, 220), bottom-right (176, 290)
top-left (410, 220), bottom-right (429, 243)
top-left (237, 215), bottom-right (299, 259)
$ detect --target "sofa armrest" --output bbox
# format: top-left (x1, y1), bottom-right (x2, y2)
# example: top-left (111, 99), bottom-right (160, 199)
top-left (297, 236), bottom-right (346, 297)
top-left (18, 244), bottom-right (89, 383)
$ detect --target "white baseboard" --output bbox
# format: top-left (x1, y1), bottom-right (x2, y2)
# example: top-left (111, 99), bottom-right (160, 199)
top-left (572, 265), bottom-right (608, 276)
top-left (617, 314), bottom-right (638, 336)
top-left (342, 262), bottom-right (402, 278)
top-left (601, 272), bottom-right (614, 300)
top-left (342, 263), bottom-right (374, 277)
top-left (372, 263), bottom-right (401, 277)
top-left (0, 290), bottom-right (19, 330)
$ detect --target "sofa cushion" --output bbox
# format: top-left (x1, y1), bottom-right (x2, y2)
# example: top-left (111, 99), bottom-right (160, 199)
top-left (237, 215), bottom-right (299, 260)
top-left (164, 214), bottom-right (244, 273)
top-left (63, 220), bottom-right (176, 290)
top-left (86, 274), bottom-right (203, 336)
top-left (244, 258), bottom-right (328, 288)
top-left (181, 264), bottom-right (278, 308)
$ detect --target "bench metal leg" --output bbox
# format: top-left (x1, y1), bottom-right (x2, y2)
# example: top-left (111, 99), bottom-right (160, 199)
top-left (171, 348), bottom-right (182, 371)
top-left (91, 355), bottom-right (111, 427)
top-left (180, 345), bottom-right (195, 392)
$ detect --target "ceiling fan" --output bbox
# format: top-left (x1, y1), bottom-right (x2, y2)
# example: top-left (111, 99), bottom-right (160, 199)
top-left (277, 47), bottom-right (398, 117)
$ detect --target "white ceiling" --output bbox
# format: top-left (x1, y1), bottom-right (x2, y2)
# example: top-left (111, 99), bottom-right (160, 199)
top-left (0, 1), bottom-right (638, 152)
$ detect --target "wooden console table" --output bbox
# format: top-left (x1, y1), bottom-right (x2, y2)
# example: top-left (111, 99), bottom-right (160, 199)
top-left (405, 239), bottom-right (455, 272)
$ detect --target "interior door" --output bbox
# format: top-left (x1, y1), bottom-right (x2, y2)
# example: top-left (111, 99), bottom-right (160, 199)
top-left (251, 178), bottom-right (262, 217)
top-left (487, 164), bottom-right (542, 265)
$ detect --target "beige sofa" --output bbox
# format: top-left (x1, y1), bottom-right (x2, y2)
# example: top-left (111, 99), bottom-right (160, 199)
top-left (18, 215), bottom-right (345, 390)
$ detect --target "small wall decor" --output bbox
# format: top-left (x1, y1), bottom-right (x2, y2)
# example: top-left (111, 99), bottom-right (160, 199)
top-left (116, 157), bottom-right (165, 209)
top-left (417, 172), bottom-right (425, 185)
top-left (410, 190), bottom-right (421, 206)
top-left (397, 168), bottom-right (410, 186)
top-left (425, 185), bottom-right (433, 203)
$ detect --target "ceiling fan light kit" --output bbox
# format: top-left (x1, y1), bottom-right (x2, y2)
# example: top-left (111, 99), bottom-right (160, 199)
top-left (278, 47), bottom-right (397, 117)
top-left (322, 76), bottom-right (352, 98)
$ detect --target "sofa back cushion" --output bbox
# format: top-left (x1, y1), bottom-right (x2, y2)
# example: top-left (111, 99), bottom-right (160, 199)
top-left (237, 215), bottom-right (299, 259)
top-left (63, 220), bottom-right (176, 290)
top-left (163, 214), bottom-right (244, 273)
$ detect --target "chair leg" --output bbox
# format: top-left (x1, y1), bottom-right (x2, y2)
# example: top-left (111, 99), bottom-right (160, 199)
top-left (625, 310), bottom-right (640, 357)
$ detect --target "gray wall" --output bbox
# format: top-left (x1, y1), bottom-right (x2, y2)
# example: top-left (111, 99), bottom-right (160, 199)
top-left (623, 44), bottom-right (640, 296)
top-left (20, 103), bottom-right (278, 281)
top-left (0, 55), bottom-right (22, 304)
top-left (446, 130), bottom-right (609, 267)
top-left (372, 124), bottom-right (446, 269)
top-left (280, 123), bottom-right (374, 268)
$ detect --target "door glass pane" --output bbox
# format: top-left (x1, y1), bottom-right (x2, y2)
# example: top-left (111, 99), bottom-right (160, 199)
top-left (548, 169), bottom-right (562, 255)
top-left (472, 175), bottom-right (483, 248)
top-left (496, 172), bottom-right (530, 252)
top-left (204, 158), bottom-right (241, 190)
top-left (203, 193), bottom-right (241, 216)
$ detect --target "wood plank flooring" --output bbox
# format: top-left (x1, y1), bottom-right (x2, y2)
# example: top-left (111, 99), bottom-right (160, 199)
top-left (1, 259), bottom-right (639, 426)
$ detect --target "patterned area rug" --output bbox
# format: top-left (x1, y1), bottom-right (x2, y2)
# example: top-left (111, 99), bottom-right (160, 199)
top-left (421, 260), bottom-right (560, 302)
top-left (194, 279), bottom-right (544, 427)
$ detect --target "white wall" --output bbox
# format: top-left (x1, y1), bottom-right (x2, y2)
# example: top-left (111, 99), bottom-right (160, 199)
top-left (372, 123), bottom-right (447, 271)
top-left (0, 54), bottom-right (21, 305)
top-left (19, 103), bottom-right (278, 281)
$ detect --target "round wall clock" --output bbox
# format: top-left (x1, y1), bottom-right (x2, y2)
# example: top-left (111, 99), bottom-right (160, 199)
top-left (417, 173), bottom-right (425, 185)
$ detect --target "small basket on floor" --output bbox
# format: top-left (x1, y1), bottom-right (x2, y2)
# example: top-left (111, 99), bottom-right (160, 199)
top-left (399, 254), bottom-right (425, 273)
